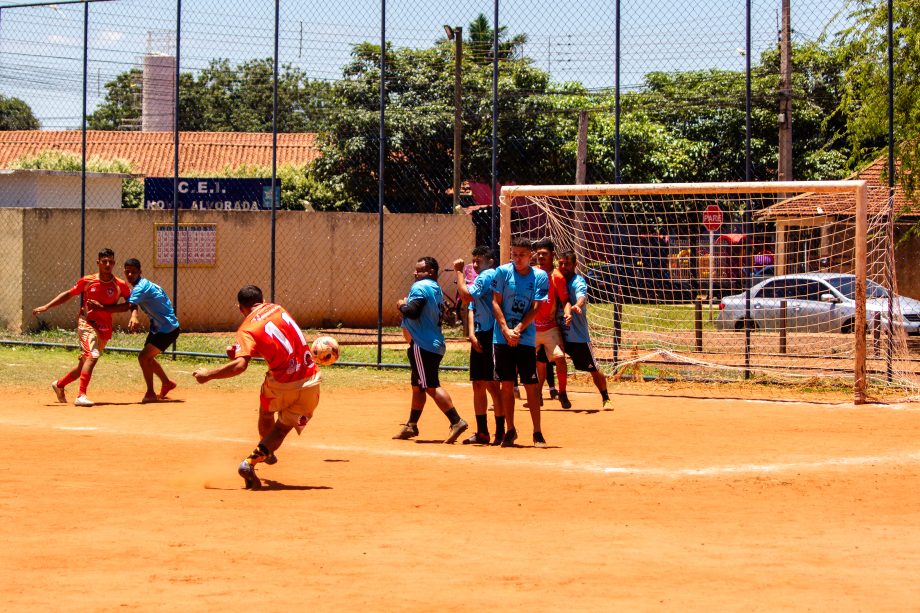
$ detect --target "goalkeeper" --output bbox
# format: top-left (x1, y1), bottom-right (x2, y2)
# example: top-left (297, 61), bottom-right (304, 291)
top-left (556, 250), bottom-right (611, 408)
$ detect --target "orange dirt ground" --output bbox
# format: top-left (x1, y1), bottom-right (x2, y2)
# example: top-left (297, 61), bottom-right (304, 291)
top-left (2, 380), bottom-right (919, 611)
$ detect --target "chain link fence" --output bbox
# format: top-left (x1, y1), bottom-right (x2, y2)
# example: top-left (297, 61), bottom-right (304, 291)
top-left (0, 0), bottom-right (915, 381)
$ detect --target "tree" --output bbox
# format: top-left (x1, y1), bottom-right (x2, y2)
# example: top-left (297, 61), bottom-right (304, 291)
top-left (836, 0), bottom-right (920, 200)
top-left (0, 94), bottom-right (40, 130)
top-left (466, 13), bottom-right (528, 64)
top-left (88, 60), bottom-right (332, 133)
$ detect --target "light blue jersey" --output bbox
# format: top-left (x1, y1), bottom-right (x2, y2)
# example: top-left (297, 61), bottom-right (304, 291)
top-left (400, 278), bottom-right (446, 355)
top-left (490, 263), bottom-right (548, 347)
top-left (468, 267), bottom-right (497, 333)
top-left (128, 277), bottom-right (179, 334)
top-left (561, 273), bottom-right (591, 343)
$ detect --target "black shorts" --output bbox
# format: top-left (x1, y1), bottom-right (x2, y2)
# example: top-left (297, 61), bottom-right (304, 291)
top-left (408, 343), bottom-right (442, 390)
top-left (493, 343), bottom-right (538, 384)
top-left (564, 341), bottom-right (599, 372)
top-left (469, 330), bottom-right (496, 382)
top-left (146, 328), bottom-right (181, 352)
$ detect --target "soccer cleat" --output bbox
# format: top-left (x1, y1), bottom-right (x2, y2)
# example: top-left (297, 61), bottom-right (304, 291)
top-left (141, 393), bottom-right (159, 404)
top-left (559, 391), bottom-right (572, 409)
top-left (392, 423), bottom-right (419, 440)
top-left (549, 388), bottom-right (559, 400)
top-left (51, 381), bottom-right (67, 403)
top-left (264, 453), bottom-right (278, 466)
top-left (533, 432), bottom-right (548, 448)
top-left (74, 395), bottom-right (94, 407)
top-left (159, 380), bottom-right (177, 399)
top-left (500, 429), bottom-right (518, 448)
top-left (602, 397), bottom-right (612, 409)
top-left (238, 459), bottom-right (262, 490)
top-left (444, 418), bottom-right (469, 444)
top-left (462, 432), bottom-right (491, 445)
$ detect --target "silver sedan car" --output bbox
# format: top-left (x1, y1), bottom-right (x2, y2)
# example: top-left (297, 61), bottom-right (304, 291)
top-left (714, 273), bottom-right (920, 334)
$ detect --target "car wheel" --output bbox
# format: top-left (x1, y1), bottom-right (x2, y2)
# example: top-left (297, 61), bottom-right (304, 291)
top-left (840, 318), bottom-right (854, 334)
top-left (734, 318), bottom-right (757, 332)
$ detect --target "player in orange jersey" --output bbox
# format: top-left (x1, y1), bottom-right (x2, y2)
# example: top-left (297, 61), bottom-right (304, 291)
top-left (32, 247), bottom-right (131, 407)
top-left (532, 238), bottom-right (573, 409)
top-left (192, 285), bottom-right (321, 490)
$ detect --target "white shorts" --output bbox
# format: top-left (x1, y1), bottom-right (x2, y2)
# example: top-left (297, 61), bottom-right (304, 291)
top-left (259, 372), bottom-right (321, 429)
top-left (534, 326), bottom-right (565, 360)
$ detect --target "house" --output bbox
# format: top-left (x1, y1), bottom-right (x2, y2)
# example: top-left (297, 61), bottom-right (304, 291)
top-left (756, 156), bottom-right (920, 298)
top-left (0, 168), bottom-right (129, 208)
top-left (0, 130), bottom-right (320, 176)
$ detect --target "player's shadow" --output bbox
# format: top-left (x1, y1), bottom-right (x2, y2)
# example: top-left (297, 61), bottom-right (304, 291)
top-left (134, 399), bottom-right (185, 406)
top-left (542, 407), bottom-right (614, 415)
top-left (260, 480), bottom-right (332, 491)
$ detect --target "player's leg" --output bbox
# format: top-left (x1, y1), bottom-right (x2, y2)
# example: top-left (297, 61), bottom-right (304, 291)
top-left (518, 345), bottom-right (546, 447)
top-left (555, 357), bottom-right (570, 408)
top-left (138, 343), bottom-right (161, 401)
top-left (419, 349), bottom-right (467, 443)
top-left (546, 359), bottom-right (558, 398)
top-left (545, 329), bottom-right (571, 408)
top-left (394, 344), bottom-right (425, 439)
top-left (73, 322), bottom-right (105, 406)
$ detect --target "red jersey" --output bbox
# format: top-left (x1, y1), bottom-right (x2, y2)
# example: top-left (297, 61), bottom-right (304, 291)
top-left (235, 303), bottom-right (316, 383)
top-left (68, 274), bottom-right (131, 337)
top-left (534, 269), bottom-right (569, 332)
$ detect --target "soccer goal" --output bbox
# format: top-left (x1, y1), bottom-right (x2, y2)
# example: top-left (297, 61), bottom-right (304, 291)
top-left (500, 180), bottom-right (919, 404)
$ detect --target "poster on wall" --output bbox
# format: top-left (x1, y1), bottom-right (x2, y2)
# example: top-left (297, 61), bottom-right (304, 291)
top-left (155, 224), bottom-right (217, 267)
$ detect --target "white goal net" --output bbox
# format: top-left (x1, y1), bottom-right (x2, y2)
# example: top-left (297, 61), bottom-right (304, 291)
top-left (500, 181), bottom-right (920, 403)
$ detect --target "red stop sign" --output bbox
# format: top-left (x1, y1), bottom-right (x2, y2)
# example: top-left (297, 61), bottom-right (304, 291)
top-left (702, 204), bottom-right (723, 232)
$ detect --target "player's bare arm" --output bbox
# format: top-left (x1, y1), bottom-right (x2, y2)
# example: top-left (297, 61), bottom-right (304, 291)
top-left (468, 305), bottom-right (482, 352)
top-left (32, 290), bottom-right (74, 316)
top-left (492, 291), bottom-right (520, 346)
top-left (453, 258), bottom-right (473, 304)
top-left (193, 356), bottom-right (250, 383)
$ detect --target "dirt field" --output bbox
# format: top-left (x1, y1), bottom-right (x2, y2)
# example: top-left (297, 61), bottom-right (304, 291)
top-left (2, 378), bottom-right (919, 611)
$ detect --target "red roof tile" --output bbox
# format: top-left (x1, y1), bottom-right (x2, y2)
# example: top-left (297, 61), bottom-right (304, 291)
top-left (757, 156), bottom-right (917, 220)
top-left (0, 130), bottom-right (319, 177)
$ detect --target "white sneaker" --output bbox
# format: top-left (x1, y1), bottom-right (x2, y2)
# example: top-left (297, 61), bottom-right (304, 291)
top-left (51, 381), bottom-right (67, 403)
top-left (74, 395), bottom-right (94, 407)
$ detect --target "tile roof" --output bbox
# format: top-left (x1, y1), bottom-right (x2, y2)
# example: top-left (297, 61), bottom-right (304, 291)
top-left (757, 156), bottom-right (918, 220)
top-left (0, 130), bottom-right (319, 177)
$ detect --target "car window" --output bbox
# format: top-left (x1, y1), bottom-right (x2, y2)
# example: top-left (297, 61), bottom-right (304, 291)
top-left (756, 280), bottom-right (778, 299)
top-left (786, 280), bottom-right (825, 301)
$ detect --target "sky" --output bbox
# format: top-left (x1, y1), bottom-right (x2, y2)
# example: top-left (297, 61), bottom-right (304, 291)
top-left (0, 0), bottom-right (850, 129)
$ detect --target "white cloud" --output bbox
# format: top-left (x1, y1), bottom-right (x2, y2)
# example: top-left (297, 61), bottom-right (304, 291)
top-left (95, 31), bottom-right (125, 48)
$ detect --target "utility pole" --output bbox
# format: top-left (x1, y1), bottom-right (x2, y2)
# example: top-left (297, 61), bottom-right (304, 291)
top-left (444, 25), bottom-right (463, 210)
top-left (778, 0), bottom-right (793, 180)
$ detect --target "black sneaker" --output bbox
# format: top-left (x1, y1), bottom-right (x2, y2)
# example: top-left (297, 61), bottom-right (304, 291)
top-left (559, 391), bottom-right (572, 409)
top-left (549, 388), bottom-right (559, 400)
top-left (533, 432), bottom-right (547, 448)
top-left (500, 429), bottom-right (518, 448)
top-left (491, 431), bottom-right (505, 446)
top-left (462, 432), bottom-right (491, 445)
top-left (264, 453), bottom-right (278, 465)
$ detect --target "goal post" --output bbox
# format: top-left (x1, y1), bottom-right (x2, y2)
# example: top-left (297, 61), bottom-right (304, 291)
top-left (500, 180), bottom-right (876, 403)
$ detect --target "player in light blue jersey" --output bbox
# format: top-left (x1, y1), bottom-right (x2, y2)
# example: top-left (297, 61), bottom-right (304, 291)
top-left (491, 237), bottom-right (550, 448)
top-left (557, 250), bottom-right (611, 408)
top-left (89, 258), bottom-right (180, 403)
top-left (454, 246), bottom-right (501, 445)
top-left (393, 256), bottom-right (469, 443)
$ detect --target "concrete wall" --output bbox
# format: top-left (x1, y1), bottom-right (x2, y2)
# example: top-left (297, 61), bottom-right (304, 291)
top-left (0, 174), bottom-right (122, 208)
top-left (0, 209), bottom-right (23, 331)
top-left (6, 208), bottom-right (476, 333)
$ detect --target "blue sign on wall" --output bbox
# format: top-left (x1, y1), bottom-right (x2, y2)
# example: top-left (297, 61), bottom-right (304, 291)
top-left (144, 178), bottom-right (281, 210)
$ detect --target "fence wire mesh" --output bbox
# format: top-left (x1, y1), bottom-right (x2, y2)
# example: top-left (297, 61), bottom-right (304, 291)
top-left (0, 0), bottom-right (917, 395)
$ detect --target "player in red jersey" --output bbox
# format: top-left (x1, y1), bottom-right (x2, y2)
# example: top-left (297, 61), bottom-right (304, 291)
top-left (32, 247), bottom-right (131, 407)
top-left (193, 285), bottom-right (321, 490)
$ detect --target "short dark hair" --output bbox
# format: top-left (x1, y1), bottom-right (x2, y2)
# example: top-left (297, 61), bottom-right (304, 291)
top-left (237, 285), bottom-right (264, 308)
top-left (124, 258), bottom-right (142, 270)
top-left (98, 247), bottom-right (115, 259)
top-left (472, 245), bottom-right (495, 262)
top-left (510, 236), bottom-right (533, 250)
top-left (557, 249), bottom-right (577, 264)
top-left (418, 256), bottom-right (439, 276)
top-left (532, 237), bottom-right (555, 252)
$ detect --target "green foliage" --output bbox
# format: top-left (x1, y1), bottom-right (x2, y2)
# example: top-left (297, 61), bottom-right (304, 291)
top-left (206, 163), bottom-right (337, 211)
top-left (88, 60), bottom-right (332, 133)
top-left (0, 94), bottom-right (40, 130)
top-left (836, 0), bottom-right (920, 200)
top-left (10, 149), bottom-right (143, 208)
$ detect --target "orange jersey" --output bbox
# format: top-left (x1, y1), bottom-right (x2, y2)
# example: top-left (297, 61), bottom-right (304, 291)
top-left (235, 303), bottom-right (317, 383)
top-left (68, 274), bottom-right (131, 337)
top-left (534, 269), bottom-right (568, 331)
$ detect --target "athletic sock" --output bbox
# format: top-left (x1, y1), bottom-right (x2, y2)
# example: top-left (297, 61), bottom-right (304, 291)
top-left (494, 415), bottom-right (506, 435)
top-left (78, 372), bottom-right (92, 395)
top-left (475, 414), bottom-right (488, 433)
top-left (558, 368), bottom-right (567, 391)
top-left (57, 372), bottom-right (78, 388)
top-left (601, 390), bottom-right (610, 402)
top-left (408, 409), bottom-right (423, 424)
top-left (247, 442), bottom-right (271, 465)
top-left (444, 408), bottom-right (461, 425)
